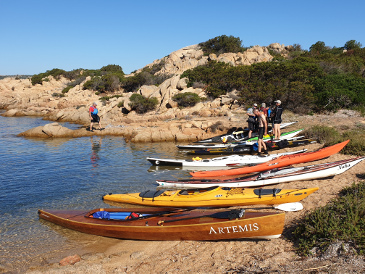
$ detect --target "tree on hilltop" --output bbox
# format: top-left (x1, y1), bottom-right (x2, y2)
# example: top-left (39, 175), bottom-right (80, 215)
top-left (309, 41), bottom-right (329, 55)
top-left (344, 40), bottom-right (362, 50)
top-left (199, 35), bottom-right (245, 55)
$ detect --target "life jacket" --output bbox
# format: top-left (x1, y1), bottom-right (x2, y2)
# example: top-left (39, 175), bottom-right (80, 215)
top-left (90, 106), bottom-right (98, 115)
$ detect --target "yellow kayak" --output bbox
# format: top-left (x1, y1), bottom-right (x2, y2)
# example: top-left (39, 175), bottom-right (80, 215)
top-left (103, 186), bottom-right (319, 208)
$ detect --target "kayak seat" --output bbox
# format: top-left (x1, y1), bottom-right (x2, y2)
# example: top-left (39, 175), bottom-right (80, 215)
top-left (139, 190), bottom-right (165, 199)
top-left (210, 209), bottom-right (245, 220)
top-left (254, 188), bottom-right (282, 198)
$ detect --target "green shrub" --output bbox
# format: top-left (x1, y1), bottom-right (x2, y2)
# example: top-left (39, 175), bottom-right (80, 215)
top-left (52, 93), bottom-right (65, 97)
top-left (83, 77), bottom-right (105, 91)
top-left (303, 126), bottom-right (365, 155)
top-left (313, 74), bottom-right (365, 111)
top-left (100, 95), bottom-right (122, 102)
top-left (292, 181), bottom-right (365, 256)
top-left (181, 40), bottom-right (365, 112)
top-left (121, 61), bottom-right (172, 93)
top-left (101, 64), bottom-right (124, 74)
top-left (31, 74), bottom-right (44, 85)
top-left (128, 93), bottom-right (159, 114)
top-left (341, 130), bottom-right (365, 155)
top-left (47, 68), bottom-right (66, 79)
top-left (101, 74), bottom-right (121, 92)
top-left (172, 92), bottom-right (201, 107)
top-left (62, 86), bottom-right (72, 94)
top-left (64, 69), bottom-right (83, 80)
top-left (199, 35), bottom-right (245, 55)
top-left (302, 125), bottom-right (341, 144)
top-left (117, 101), bottom-right (124, 108)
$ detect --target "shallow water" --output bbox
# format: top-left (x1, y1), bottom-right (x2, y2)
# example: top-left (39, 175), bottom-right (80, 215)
top-left (0, 113), bottom-right (191, 271)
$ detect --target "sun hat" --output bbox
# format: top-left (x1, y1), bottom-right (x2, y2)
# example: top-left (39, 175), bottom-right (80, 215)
top-left (275, 100), bottom-right (281, 104)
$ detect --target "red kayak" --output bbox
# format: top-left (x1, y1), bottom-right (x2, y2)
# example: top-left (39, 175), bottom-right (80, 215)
top-left (190, 140), bottom-right (349, 178)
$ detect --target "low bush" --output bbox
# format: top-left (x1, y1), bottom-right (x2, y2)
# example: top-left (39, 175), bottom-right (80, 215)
top-left (199, 35), bottom-right (245, 55)
top-left (341, 130), bottom-right (365, 156)
top-left (52, 93), bottom-right (65, 98)
top-left (61, 86), bottom-right (72, 94)
top-left (128, 94), bottom-right (159, 114)
top-left (292, 181), bottom-right (365, 256)
top-left (100, 95), bottom-right (122, 102)
top-left (83, 77), bottom-right (105, 91)
top-left (302, 125), bottom-right (341, 144)
top-left (172, 92), bottom-right (201, 107)
top-left (303, 125), bottom-right (365, 155)
top-left (31, 68), bottom-right (67, 85)
top-left (31, 74), bottom-right (43, 85)
top-left (121, 61), bottom-right (172, 93)
top-left (117, 101), bottom-right (124, 108)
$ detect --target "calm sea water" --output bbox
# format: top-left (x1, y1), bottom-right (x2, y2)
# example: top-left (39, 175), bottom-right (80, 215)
top-left (0, 112), bottom-right (190, 272)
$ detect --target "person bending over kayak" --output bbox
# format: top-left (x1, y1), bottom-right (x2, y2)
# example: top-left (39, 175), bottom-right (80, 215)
top-left (89, 102), bottom-right (102, 131)
top-left (254, 108), bottom-right (269, 156)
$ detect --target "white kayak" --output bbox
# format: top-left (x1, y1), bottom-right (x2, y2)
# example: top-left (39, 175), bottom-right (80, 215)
top-left (147, 149), bottom-right (307, 168)
top-left (177, 129), bottom-right (303, 150)
top-left (156, 157), bottom-right (365, 189)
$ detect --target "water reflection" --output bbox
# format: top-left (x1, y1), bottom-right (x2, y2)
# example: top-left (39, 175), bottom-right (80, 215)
top-left (90, 137), bottom-right (102, 168)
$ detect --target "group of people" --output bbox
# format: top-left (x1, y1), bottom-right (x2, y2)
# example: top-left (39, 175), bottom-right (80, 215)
top-left (87, 99), bottom-right (283, 157)
top-left (246, 100), bottom-right (283, 156)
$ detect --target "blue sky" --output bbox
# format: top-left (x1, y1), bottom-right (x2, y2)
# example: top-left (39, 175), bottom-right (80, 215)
top-left (1, 0), bottom-right (364, 75)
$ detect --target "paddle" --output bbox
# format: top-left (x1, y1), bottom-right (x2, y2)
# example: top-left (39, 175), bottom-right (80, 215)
top-left (264, 202), bottom-right (303, 212)
top-left (157, 202), bottom-right (303, 225)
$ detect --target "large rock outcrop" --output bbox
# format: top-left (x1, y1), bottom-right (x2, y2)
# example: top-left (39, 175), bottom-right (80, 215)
top-left (1, 43), bottom-right (293, 142)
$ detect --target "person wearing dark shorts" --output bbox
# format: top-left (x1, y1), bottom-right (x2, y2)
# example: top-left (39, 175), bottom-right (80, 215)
top-left (246, 104), bottom-right (258, 138)
top-left (89, 102), bottom-right (102, 131)
top-left (258, 126), bottom-right (264, 139)
top-left (254, 109), bottom-right (268, 156)
top-left (271, 100), bottom-right (283, 140)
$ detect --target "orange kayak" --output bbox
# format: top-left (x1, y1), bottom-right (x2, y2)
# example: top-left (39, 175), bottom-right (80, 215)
top-left (190, 140), bottom-right (349, 178)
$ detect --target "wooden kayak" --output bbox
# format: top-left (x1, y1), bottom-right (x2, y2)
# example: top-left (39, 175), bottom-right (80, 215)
top-left (177, 129), bottom-right (303, 150)
top-left (156, 157), bottom-right (365, 189)
top-left (102, 187), bottom-right (318, 207)
top-left (146, 149), bottom-right (306, 167)
top-left (190, 140), bottom-right (350, 178)
top-left (38, 207), bottom-right (285, 240)
top-left (187, 138), bottom-right (316, 155)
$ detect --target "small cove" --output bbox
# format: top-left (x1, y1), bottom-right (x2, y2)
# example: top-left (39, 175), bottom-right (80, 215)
top-left (0, 113), bottom-right (190, 272)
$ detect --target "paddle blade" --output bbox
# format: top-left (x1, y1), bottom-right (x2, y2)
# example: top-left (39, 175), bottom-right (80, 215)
top-left (274, 202), bottom-right (303, 212)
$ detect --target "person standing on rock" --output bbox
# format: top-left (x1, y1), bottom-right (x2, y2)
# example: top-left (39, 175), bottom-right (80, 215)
top-left (271, 100), bottom-right (283, 140)
top-left (253, 108), bottom-right (268, 156)
top-left (89, 102), bottom-right (102, 132)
